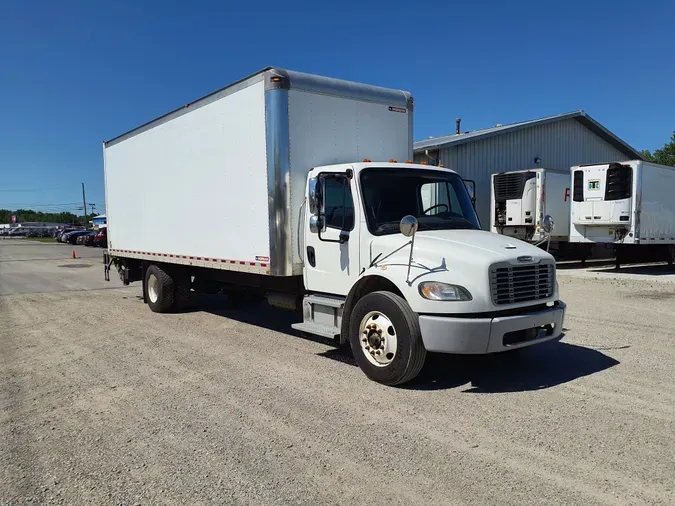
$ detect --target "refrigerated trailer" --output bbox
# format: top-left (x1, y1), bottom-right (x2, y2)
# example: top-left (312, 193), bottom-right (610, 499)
top-left (490, 168), bottom-right (570, 245)
top-left (570, 160), bottom-right (675, 267)
top-left (103, 67), bottom-right (565, 385)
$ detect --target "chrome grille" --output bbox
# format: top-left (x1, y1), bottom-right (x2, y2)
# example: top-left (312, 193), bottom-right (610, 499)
top-left (490, 263), bottom-right (554, 305)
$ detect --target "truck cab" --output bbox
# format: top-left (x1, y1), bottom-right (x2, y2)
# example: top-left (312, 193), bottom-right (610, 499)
top-left (295, 161), bottom-right (565, 385)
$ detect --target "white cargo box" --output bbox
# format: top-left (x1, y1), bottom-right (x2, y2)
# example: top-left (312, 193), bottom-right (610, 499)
top-left (104, 68), bottom-right (413, 276)
top-left (570, 160), bottom-right (675, 244)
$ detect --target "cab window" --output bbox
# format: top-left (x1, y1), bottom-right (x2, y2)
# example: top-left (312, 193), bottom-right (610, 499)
top-left (323, 175), bottom-right (354, 230)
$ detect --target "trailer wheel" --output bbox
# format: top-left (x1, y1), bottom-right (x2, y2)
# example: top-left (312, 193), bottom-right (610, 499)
top-left (145, 264), bottom-right (174, 313)
top-left (349, 291), bottom-right (426, 386)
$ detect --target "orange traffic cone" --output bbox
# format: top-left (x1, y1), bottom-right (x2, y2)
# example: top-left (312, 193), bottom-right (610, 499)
top-left (72, 250), bottom-right (77, 259)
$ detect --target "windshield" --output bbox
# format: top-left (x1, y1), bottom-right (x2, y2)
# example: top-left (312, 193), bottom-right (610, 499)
top-left (360, 168), bottom-right (481, 236)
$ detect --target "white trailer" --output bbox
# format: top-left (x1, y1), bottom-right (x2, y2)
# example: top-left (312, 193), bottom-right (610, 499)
top-left (570, 160), bottom-right (675, 267)
top-left (103, 68), bottom-right (565, 385)
top-left (490, 168), bottom-right (570, 244)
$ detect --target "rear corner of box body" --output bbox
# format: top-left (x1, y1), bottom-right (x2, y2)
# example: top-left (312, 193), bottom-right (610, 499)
top-left (103, 78), bottom-right (272, 270)
top-left (635, 161), bottom-right (675, 244)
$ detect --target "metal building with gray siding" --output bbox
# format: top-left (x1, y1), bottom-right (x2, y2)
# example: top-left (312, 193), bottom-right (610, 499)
top-left (413, 110), bottom-right (643, 229)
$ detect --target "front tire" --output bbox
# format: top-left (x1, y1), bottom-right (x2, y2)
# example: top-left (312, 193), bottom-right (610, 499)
top-left (349, 291), bottom-right (426, 386)
top-left (145, 264), bottom-right (174, 313)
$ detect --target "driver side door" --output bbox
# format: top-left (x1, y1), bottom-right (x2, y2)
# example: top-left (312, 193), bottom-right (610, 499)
top-left (304, 171), bottom-right (361, 296)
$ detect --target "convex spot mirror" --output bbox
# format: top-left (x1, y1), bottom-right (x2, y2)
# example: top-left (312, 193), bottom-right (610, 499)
top-left (400, 215), bottom-right (419, 237)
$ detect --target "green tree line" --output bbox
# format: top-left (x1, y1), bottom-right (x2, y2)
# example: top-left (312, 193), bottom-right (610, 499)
top-left (0, 209), bottom-right (84, 225)
top-left (641, 131), bottom-right (675, 166)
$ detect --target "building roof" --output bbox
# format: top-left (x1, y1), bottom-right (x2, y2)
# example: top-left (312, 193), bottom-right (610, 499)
top-left (414, 110), bottom-right (644, 159)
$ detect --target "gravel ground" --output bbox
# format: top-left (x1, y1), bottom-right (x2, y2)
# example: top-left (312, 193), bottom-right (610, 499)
top-left (2, 242), bottom-right (675, 505)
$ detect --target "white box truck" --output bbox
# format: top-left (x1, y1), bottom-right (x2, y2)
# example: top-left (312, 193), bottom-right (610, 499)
top-left (490, 168), bottom-right (570, 246)
top-left (570, 160), bottom-right (675, 267)
top-left (103, 68), bottom-right (566, 385)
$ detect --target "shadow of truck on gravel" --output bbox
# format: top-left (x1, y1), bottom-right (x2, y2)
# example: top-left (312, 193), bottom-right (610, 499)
top-left (188, 295), bottom-right (620, 392)
top-left (410, 339), bottom-right (620, 393)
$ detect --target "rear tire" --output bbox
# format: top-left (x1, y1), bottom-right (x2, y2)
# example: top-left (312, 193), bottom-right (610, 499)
top-left (145, 264), bottom-right (174, 313)
top-left (349, 291), bottom-right (426, 386)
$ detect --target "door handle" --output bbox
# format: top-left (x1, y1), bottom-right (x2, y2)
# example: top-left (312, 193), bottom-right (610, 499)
top-left (306, 246), bottom-right (316, 267)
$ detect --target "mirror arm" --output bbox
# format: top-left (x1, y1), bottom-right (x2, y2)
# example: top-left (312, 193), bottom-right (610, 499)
top-left (405, 233), bottom-right (416, 286)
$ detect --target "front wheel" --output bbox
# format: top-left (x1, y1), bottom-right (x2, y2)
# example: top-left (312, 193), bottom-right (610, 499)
top-left (349, 291), bottom-right (427, 386)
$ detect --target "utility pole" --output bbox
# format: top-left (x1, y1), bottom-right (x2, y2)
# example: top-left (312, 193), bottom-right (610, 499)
top-left (81, 182), bottom-right (87, 229)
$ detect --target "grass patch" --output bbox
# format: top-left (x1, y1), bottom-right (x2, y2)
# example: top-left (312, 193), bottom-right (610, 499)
top-left (24, 237), bottom-right (57, 243)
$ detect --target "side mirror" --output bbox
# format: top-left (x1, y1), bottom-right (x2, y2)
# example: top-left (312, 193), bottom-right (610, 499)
top-left (309, 215), bottom-right (322, 233)
top-left (308, 177), bottom-right (322, 215)
top-left (400, 215), bottom-right (419, 237)
top-left (463, 179), bottom-right (476, 208)
top-left (308, 177), bottom-right (324, 235)
top-left (543, 215), bottom-right (554, 234)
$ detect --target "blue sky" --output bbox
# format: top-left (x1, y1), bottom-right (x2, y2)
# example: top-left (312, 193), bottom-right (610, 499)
top-left (1, 0), bottom-right (673, 214)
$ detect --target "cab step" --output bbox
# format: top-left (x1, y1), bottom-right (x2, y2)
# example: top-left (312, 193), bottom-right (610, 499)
top-left (291, 322), bottom-right (341, 339)
top-left (291, 293), bottom-right (346, 340)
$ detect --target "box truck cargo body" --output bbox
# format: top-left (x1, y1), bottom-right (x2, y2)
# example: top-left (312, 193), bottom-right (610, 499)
top-left (103, 68), bottom-right (565, 385)
top-left (490, 168), bottom-right (570, 244)
top-left (570, 160), bottom-right (675, 266)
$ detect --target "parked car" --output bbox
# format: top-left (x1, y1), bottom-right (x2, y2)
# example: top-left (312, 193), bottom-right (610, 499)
top-left (83, 231), bottom-right (97, 246)
top-left (8, 227), bottom-right (27, 237)
top-left (93, 228), bottom-right (107, 248)
top-left (57, 229), bottom-right (76, 242)
top-left (64, 231), bottom-right (89, 244)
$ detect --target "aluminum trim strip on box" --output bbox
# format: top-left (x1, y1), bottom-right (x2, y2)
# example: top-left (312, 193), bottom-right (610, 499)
top-left (265, 87), bottom-right (292, 276)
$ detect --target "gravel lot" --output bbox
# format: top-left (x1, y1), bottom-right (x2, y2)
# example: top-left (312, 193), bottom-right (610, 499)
top-left (2, 240), bottom-right (675, 505)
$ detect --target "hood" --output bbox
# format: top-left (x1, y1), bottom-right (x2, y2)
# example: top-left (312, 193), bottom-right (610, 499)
top-left (367, 230), bottom-right (556, 314)
top-left (370, 229), bottom-right (552, 269)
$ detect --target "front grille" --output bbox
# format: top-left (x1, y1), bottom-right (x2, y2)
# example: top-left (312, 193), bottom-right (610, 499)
top-left (493, 172), bottom-right (535, 201)
top-left (490, 263), bottom-right (555, 305)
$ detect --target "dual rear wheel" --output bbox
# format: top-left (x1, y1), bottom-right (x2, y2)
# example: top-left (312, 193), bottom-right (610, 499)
top-left (145, 264), bottom-right (190, 313)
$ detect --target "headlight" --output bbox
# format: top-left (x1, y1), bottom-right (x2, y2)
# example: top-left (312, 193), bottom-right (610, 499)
top-left (418, 281), bottom-right (472, 301)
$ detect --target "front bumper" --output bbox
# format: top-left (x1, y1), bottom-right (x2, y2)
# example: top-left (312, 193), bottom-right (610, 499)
top-left (419, 302), bottom-right (566, 354)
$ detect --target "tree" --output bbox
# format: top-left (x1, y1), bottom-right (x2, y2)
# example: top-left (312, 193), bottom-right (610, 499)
top-left (641, 131), bottom-right (675, 167)
top-left (0, 209), bottom-right (82, 225)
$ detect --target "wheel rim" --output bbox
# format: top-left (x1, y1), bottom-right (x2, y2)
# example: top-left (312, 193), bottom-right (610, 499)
top-left (148, 273), bottom-right (159, 303)
top-left (358, 311), bottom-right (398, 367)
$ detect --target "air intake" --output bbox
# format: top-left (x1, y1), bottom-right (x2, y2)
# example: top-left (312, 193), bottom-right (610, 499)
top-left (573, 170), bottom-right (584, 202)
top-left (605, 163), bottom-right (632, 201)
top-left (493, 172), bottom-right (535, 202)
